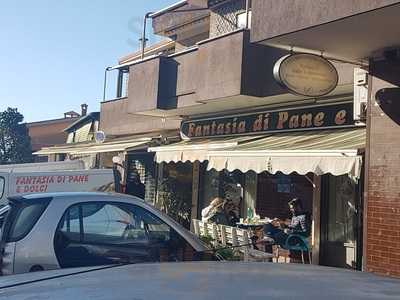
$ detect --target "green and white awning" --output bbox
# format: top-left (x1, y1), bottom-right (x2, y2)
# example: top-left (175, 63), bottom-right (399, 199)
top-left (149, 128), bottom-right (366, 178)
top-left (34, 137), bottom-right (152, 156)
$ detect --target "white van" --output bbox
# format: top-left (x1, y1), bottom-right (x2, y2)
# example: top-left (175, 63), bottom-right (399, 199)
top-left (0, 161), bottom-right (114, 205)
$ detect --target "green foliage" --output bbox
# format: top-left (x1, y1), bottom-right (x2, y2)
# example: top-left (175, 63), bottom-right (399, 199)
top-left (200, 234), bottom-right (240, 261)
top-left (0, 108), bottom-right (32, 164)
top-left (157, 169), bottom-right (192, 229)
top-left (215, 247), bottom-right (239, 261)
top-left (199, 235), bottom-right (214, 247)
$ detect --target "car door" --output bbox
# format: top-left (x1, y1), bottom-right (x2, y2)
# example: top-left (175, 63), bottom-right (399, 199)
top-left (54, 201), bottom-right (184, 268)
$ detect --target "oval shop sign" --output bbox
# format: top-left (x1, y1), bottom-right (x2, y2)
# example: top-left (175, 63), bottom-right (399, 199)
top-left (273, 53), bottom-right (339, 97)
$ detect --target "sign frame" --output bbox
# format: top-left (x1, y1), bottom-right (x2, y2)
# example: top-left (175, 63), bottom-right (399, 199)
top-left (181, 102), bottom-right (358, 140)
top-left (273, 53), bottom-right (339, 97)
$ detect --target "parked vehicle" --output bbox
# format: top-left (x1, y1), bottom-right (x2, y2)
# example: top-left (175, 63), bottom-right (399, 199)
top-left (0, 160), bottom-right (85, 172)
top-left (0, 262), bottom-right (399, 300)
top-left (0, 161), bottom-right (114, 205)
top-left (0, 192), bottom-right (210, 275)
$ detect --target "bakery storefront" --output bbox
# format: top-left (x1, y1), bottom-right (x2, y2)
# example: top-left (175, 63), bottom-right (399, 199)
top-left (149, 101), bottom-right (366, 270)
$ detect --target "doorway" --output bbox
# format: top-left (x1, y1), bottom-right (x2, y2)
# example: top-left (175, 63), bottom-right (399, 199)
top-left (320, 175), bottom-right (361, 269)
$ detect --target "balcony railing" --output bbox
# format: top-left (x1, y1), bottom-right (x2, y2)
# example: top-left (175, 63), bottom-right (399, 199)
top-left (125, 29), bottom-right (288, 115)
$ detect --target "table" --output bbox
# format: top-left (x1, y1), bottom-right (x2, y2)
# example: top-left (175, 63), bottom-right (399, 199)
top-left (236, 221), bottom-right (275, 252)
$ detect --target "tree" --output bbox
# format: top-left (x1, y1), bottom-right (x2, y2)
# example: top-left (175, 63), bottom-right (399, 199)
top-left (0, 108), bottom-right (32, 164)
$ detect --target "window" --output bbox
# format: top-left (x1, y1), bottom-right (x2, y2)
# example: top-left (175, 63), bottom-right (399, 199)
top-left (200, 168), bottom-right (244, 218)
top-left (126, 153), bottom-right (156, 203)
top-left (116, 69), bottom-right (129, 98)
top-left (58, 205), bottom-right (81, 241)
top-left (236, 11), bottom-right (252, 29)
top-left (54, 201), bottom-right (186, 268)
top-left (57, 202), bottom-right (171, 246)
top-left (7, 199), bottom-right (50, 242)
top-left (156, 162), bottom-right (193, 228)
top-left (326, 175), bottom-right (357, 243)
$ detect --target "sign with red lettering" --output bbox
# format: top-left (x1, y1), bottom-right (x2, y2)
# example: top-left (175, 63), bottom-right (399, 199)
top-left (181, 102), bottom-right (355, 139)
top-left (13, 174), bottom-right (90, 195)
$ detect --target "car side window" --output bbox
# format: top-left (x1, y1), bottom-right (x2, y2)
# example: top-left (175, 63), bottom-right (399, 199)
top-left (56, 202), bottom-right (171, 246)
top-left (81, 203), bottom-right (148, 244)
top-left (54, 201), bottom-right (196, 269)
top-left (59, 205), bottom-right (81, 242)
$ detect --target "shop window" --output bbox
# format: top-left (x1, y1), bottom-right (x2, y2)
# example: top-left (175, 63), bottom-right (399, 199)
top-left (256, 172), bottom-right (313, 220)
top-left (326, 175), bottom-right (357, 243)
top-left (126, 153), bottom-right (156, 203)
top-left (199, 168), bottom-right (244, 218)
top-left (156, 162), bottom-right (193, 229)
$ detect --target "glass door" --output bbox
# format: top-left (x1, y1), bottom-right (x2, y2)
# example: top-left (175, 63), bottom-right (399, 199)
top-left (320, 175), bottom-right (361, 269)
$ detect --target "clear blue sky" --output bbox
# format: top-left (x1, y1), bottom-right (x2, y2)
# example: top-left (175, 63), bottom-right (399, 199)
top-left (0, 0), bottom-right (177, 122)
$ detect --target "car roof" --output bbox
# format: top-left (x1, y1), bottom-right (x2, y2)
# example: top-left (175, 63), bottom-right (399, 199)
top-left (0, 262), bottom-right (399, 299)
top-left (8, 192), bottom-right (142, 204)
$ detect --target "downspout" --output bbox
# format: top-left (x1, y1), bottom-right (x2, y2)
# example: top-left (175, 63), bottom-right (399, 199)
top-left (245, 0), bottom-right (251, 29)
top-left (141, 12), bottom-right (154, 60)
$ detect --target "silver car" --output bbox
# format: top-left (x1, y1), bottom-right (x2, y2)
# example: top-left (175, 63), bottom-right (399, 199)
top-left (0, 192), bottom-right (210, 275)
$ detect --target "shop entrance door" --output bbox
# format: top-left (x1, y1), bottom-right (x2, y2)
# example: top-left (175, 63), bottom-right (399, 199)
top-left (320, 175), bottom-right (361, 269)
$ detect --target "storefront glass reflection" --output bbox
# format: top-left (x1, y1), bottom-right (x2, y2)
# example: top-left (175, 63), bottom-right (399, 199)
top-left (156, 162), bottom-right (193, 229)
top-left (200, 168), bottom-right (244, 219)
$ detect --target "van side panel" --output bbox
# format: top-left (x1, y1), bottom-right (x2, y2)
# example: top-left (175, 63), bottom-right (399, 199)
top-left (8, 170), bottom-right (114, 197)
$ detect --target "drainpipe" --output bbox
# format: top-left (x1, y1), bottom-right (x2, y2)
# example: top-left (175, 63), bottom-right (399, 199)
top-left (245, 0), bottom-right (251, 29)
top-left (141, 12), bottom-right (154, 60)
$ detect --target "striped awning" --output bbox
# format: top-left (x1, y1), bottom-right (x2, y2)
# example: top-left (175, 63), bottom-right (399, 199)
top-left (34, 138), bottom-right (152, 156)
top-left (150, 127), bottom-right (366, 178)
top-left (148, 136), bottom-right (262, 163)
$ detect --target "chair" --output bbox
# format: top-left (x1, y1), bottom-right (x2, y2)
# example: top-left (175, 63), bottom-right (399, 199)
top-left (192, 219), bottom-right (220, 247)
top-left (283, 234), bottom-right (312, 264)
top-left (192, 219), bottom-right (273, 262)
top-left (236, 227), bottom-right (274, 262)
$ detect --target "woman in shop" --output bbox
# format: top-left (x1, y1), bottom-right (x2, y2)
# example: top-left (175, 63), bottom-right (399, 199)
top-left (264, 198), bottom-right (310, 247)
top-left (201, 197), bottom-right (230, 226)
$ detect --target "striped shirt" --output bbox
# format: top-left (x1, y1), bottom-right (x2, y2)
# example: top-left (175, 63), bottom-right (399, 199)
top-left (288, 214), bottom-right (308, 235)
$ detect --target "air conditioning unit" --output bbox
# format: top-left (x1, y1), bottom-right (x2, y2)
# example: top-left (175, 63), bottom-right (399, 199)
top-left (353, 68), bottom-right (368, 122)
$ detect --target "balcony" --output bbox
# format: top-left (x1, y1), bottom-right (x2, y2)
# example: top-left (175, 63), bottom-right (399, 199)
top-left (251, 0), bottom-right (400, 61)
top-left (100, 97), bottom-right (180, 137)
top-left (126, 29), bottom-right (294, 117)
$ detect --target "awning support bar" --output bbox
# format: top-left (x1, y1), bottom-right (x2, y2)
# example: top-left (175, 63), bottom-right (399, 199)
top-left (304, 175), bottom-right (316, 189)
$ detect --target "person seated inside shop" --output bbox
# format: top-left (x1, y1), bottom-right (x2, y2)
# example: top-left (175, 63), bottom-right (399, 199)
top-left (126, 170), bottom-right (145, 199)
top-left (201, 197), bottom-right (239, 226)
top-left (264, 198), bottom-right (310, 247)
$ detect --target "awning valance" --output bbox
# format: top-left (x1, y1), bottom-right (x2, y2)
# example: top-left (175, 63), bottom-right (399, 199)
top-left (148, 136), bottom-right (262, 164)
top-left (34, 138), bottom-right (152, 156)
top-left (150, 128), bottom-right (366, 178)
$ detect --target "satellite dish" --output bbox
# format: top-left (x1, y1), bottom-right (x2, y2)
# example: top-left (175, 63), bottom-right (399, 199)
top-left (95, 131), bottom-right (106, 143)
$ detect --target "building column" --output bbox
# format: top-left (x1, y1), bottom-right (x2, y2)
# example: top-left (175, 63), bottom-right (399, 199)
top-left (364, 57), bottom-right (400, 277)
